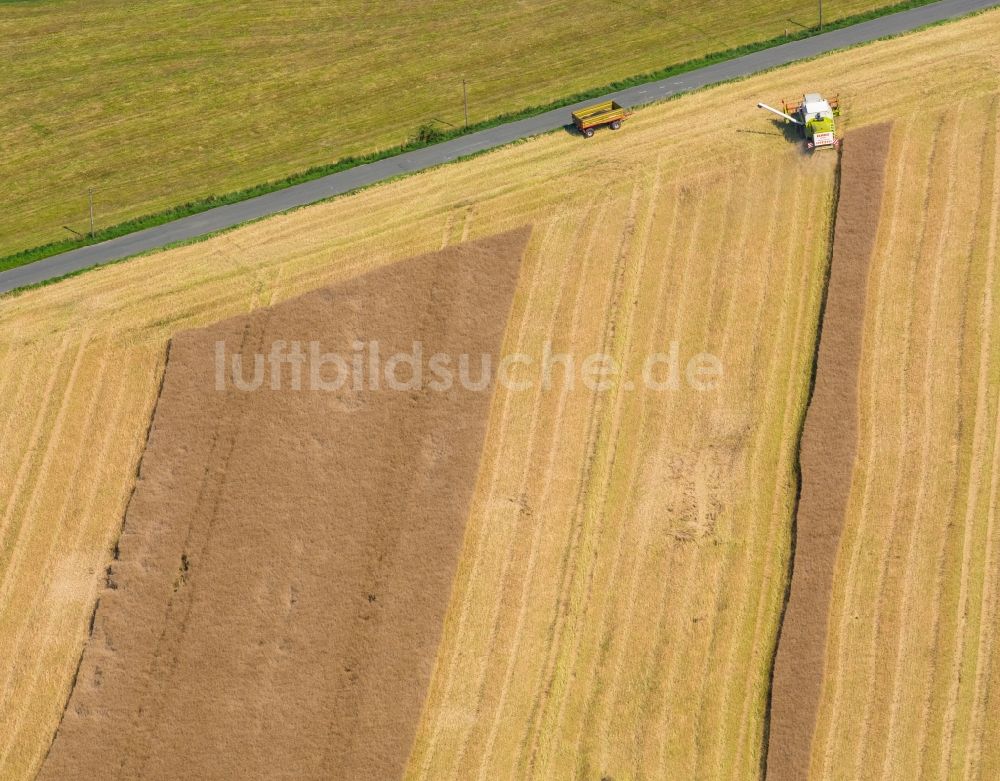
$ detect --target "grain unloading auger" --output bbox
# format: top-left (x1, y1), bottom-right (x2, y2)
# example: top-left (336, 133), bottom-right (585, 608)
top-left (757, 93), bottom-right (841, 150)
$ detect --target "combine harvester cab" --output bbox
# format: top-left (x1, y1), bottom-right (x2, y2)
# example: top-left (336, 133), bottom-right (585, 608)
top-left (757, 92), bottom-right (840, 150)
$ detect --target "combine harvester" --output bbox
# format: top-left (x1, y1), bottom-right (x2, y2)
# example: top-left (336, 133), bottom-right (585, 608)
top-left (757, 93), bottom-right (840, 150)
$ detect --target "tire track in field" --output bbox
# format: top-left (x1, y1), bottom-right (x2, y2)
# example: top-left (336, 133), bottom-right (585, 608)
top-left (413, 212), bottom-right (569, 777)
top-left (592, 168), bottom-right (712, 774)
top-left (90, 313), bottom-right (269, 777)
top-left (617, 179), bottom-right (710, 774)
top-left (690, 163), bottom-right (820, 779)
top-left (17, 346), bottom-right (141, 775)
top-left (0, 343), bottom-right (20, 411)
top-left (485, 184), bottom-right (640, 778)
top-left (0, 334), bottom-right (82, 585)
top-left (687, 159), bottom-right (774, 778)
top-left (0, 340), bottom-right (69, 515)
top-left (501, 184), bottom-right (643, 778)
top-left (865, 111), bottom-right (955, 775)
top-left (0, 335), bottom-right (99, 602)
top-left (0, 335), bottom-right (110, 701)
top-left (0, 347), bottom-right (41, 463)
top-left (630, 178), bottom-right (737, 776)
top-left (709, 177), bottom-right (759, 359)
top-left (523, 176), bottom-right (681, 780)
top-left (876, 107), bottom-right (964, 781)
top-left (812, 114), bottom-right (913, 779)
top-left (0, 344), bottom-right (132, 773)
top-left (439, 212), bottom-right (455, 249)
top-left (313, 233), bottom-right (531, 778)
top-left (684, 161), bottom-right (770, 778)
top-left (595, 175), bottom-right (733, 773)
top-left (560, 180), bottom-right (695, 774)
top-left (554, 162), bottom-right (679, 771)
top-left (124, 315), bottom-right (273, 779)
top-left (698, 158), bottom-right (792, 777)
top-left (472, 200), bottom-right (613, 781)
top-left (408, 215), bottom-right (557, 776)
top-left (460, 208), bottom-right (474, 244)
top-left (481, 179), bottom-right (641, 778)
top-left (964, 400), bottom-right (1000, 780)
top-left (535, 186), bottom-right (679, 767)
top-left (838, 114), bottom-right (937, 780)
top-left (502, 197), bottom-right (614, 779)
top-left (963, 109), bottom-right (1000, 781)
top-left (439, 213), bottom-right (586, 778)
top-left (700, 162), bottom-right (800, 779)
top-left (461, 209), bottom-right (596, 778)
top-left (626, 174), bottom-right (740, 773)
top-left (935, 98), bottom-right (997, 780)
top-left (914, 113), bottom-right (983, 780)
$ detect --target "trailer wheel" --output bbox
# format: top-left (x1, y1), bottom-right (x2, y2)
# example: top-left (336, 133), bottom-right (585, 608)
top-left (609, 120), bottom-right (622, 130)
top-left (583, 127), bottom-right (595, 138)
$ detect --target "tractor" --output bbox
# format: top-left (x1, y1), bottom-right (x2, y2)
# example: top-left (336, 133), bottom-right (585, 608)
top-left (757, 93), bottom-right (840, 150)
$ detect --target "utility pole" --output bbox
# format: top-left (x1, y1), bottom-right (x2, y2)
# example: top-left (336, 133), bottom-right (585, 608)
top-left (462, 79), bottom-right (469, 130)
top-left (88, 187), bottom-right (95, 237)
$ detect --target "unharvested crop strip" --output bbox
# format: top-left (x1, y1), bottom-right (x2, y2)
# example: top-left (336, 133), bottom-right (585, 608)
top-left (765, 122), bottom-right (894, 781)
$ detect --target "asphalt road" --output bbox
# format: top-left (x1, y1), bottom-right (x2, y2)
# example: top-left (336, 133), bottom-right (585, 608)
top-left (2, 0), bottom-right (996, 295)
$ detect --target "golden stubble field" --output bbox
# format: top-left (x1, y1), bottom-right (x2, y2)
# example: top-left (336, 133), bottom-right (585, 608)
top-left (1, 10), bottom-right (998, 779)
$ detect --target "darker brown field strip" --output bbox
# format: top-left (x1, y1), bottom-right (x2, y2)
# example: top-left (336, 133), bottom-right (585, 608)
top-left (766, 124), bottom-right (893, 781)
top-left (39, 228), bottom-right (529, 780)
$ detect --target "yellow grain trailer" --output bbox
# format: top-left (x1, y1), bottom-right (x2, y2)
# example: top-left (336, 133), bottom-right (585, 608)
top-left (571, 100), bottom-right (631, 138)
